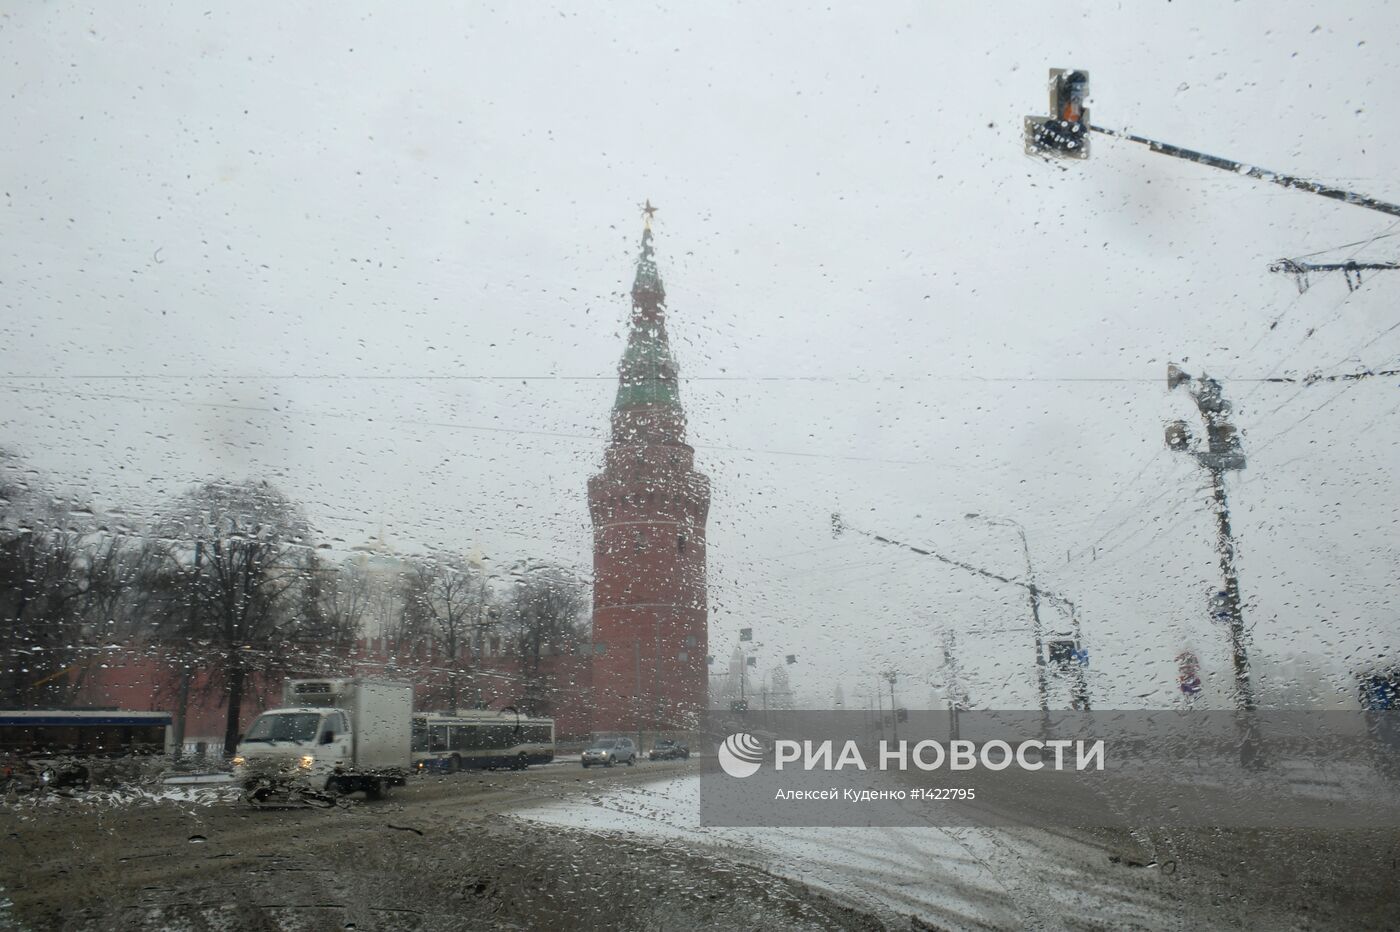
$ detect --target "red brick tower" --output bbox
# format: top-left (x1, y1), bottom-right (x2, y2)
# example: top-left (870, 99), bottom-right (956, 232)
top-left (588, 221), bottom-right (710, 737)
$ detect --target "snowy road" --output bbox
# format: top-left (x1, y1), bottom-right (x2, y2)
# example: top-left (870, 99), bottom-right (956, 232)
top-left (515, 774), bottom-right (1399, 931)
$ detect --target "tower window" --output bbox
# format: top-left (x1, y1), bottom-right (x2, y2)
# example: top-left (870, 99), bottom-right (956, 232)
top-left (677, 533), bottom-right (687, 553)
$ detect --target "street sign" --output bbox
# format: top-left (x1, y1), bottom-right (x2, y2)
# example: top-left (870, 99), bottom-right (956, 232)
top-left (1358, 669), bottom-right (1400, 711)
top-left (1177, 650), bottom-right (1202, 697)
top-left (1049, 639), bottom-right (1086, 671)
top-left (1209, 590), bottom-right (1232, 624)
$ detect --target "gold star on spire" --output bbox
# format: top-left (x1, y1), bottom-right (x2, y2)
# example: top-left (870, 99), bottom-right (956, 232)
top-left (641, 199), bottom-right (659, 229)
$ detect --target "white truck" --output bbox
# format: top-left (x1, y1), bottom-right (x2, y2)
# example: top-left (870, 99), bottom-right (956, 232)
top-left (233, 677), bottom-right (413, 806)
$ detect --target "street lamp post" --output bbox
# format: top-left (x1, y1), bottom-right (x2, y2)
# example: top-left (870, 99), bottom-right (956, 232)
top-left (470, 605), bottom-right (500, 711)
top-left (883, 670), bottom-right (899, 746)
top-left (966, 513), bottom-right (1049, 713)
top-left (875, 679), bottom-right (885, 741)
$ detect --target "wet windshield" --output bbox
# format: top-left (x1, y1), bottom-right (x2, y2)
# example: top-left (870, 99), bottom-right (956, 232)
top-left (2, 2), bottom-right (1399, 930)
top-left (242, 714), bottom-right (321, 745)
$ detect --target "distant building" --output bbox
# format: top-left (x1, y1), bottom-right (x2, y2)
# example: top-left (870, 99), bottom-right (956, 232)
top-left (347, 532), bottom-right (415, 643)
top-left (766, 666), bottom-right (796, 710)
top-left (712, 647), bottom-right (747, 709)
top-left (588, 224), bottom-right (711, 736)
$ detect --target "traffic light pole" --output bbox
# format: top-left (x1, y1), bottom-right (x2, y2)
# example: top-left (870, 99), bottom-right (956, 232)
top-left (832, 514), bottom-right (1086, 711)
top-left (967, 514), bottom-right (1050, 713)
top-left (1052, 596), bottom-right (1092, 712)
top-left (1017, 531), bottom-right (1050, 713)
top-left (1028, 69), bottom-right (1400, 295)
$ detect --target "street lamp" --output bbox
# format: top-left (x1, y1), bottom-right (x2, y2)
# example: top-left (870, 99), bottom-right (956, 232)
top-left (965, 513), bottom-right (1049, 712)
top-left (883, 669), bottom-right (899, 745)
top-left (469, 605), bottom-right (500, 711)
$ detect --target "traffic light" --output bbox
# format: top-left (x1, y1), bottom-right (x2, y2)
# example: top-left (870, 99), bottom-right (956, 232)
top-left (1165, 420), bottom-right (1192, 451)
top-left (1025, 69), bottom-right (1090, 160)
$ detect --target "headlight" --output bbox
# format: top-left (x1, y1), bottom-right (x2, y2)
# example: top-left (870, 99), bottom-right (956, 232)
top-left (298, 755), bottom-right (314, 770)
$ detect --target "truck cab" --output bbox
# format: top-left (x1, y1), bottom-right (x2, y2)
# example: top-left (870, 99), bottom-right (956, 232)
top-left (233, 677), bottom-right (412, 803)
top-left (233, 706), bottom-right (353, 791)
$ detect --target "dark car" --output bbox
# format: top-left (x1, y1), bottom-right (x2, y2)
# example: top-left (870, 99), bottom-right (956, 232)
top-left (648, 739), bottom-right (690, 761)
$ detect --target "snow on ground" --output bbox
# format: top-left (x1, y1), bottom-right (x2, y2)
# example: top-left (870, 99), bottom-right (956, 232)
top-left (514, 774), bottom-right (1199, 932)
top-left (3, 782), bottom-right (240, 812)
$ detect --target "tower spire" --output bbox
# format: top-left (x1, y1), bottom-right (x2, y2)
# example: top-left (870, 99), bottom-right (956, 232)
top-left (632, 226), bottom-right (664, 306)
top-left (614, 217), bottom-right (680, 427)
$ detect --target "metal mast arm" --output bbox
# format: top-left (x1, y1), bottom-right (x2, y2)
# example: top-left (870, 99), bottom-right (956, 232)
top-left (1088, 124), bottom-right (1400, 220)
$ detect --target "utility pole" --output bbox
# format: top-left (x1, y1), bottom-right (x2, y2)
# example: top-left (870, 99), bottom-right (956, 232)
top-left (1166, 364), bottom-right (1255, 711)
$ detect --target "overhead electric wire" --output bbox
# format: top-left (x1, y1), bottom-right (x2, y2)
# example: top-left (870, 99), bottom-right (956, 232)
top-left (1286, 228), bottom-right (1400, 261)
top-left (0, 371), bottom-right (1392, 385)
top-left (1064, 486), bottom-right (1206, 570)
top-left (0, 384), bottom-right (935, 468)
top-left (1067, 449), bottom-right (1164, 561)
top-left (1249, 382), bottom-right (1364, 459)
top-left (1239, 217), bottom-right (1400, 366)
top-left (1083, 483), bottom-right (1213, 567)
top-left (1245, 334), bottom-right (1399, 438)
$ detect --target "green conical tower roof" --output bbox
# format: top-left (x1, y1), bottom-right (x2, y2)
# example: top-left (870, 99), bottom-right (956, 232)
top-left (614, 226), bottom-right (681, 412)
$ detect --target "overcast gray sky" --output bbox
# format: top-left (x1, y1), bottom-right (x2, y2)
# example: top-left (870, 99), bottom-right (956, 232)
top-left (3, 1), bottom-right (1397, 709)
